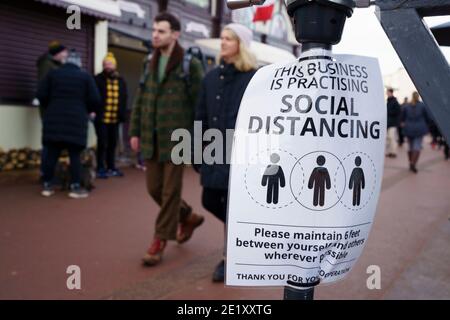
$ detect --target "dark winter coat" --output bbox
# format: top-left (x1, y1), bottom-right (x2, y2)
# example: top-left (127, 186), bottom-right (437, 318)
top-left (94, 71), bottom-right (128, 123)
top-left (402, 101), bottom-right (430, 138)
top-left (195, 62), bottom-right (256, 190)
top-left (37, 63), bottom-right (101, 147)
top-left (36, 53), bottom-right (62, 118)
top-left (37, 53), bottom-right (61, 82)
top-left (387, 96), bottom-right (401, 128)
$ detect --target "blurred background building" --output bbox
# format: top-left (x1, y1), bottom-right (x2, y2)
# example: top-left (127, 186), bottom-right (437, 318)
top-left (0, 0), bottom-right (298, 161)
top-left (383, 68), bottom-right (417, 103)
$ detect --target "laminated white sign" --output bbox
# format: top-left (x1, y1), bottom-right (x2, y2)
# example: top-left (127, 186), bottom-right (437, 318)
top-left (226, 49), bottom-right (386, 287)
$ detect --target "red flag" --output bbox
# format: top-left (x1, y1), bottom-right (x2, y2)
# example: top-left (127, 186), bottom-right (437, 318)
top-left (253, 0), bottom-right (276, 22)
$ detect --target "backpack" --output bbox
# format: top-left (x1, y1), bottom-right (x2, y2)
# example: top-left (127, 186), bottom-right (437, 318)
top-left (139, 46), bottom-right (207, 89)
top-left (180, 46), bottom-right (207, 89)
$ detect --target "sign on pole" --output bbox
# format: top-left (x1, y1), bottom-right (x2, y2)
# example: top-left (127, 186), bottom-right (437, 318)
top-left (226, 49), bottom-right (386, 286)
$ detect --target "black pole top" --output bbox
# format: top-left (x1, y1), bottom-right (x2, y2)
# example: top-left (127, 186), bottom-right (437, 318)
top-left (289, 0), bottom-right (354, 47)
top-left (286, 0), bottom-right (356, 17)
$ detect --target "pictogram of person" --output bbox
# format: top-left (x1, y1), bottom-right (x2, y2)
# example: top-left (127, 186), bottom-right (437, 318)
top-left (349, 156), bottom-right (365, 206)
top-left (308, 155), bottom-right (331, 207)
top-left (261, 153), bottom-right (285, 204)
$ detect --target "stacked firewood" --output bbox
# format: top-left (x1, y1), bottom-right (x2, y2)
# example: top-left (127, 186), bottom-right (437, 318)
top-left (0, 148), bottom-right (41, 172)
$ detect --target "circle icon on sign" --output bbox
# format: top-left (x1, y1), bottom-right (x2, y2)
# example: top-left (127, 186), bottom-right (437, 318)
top-left (290, 151), bottom-right (346, 211)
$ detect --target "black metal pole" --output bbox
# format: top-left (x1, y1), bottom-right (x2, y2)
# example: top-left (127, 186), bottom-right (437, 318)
top-left (283, 285), bottom-right (315, 300)
top-left (283, 279), bottom-right (320, 300)
top-left (281, 1), bottom-right (354, 300)
top-left (301, 42), bottom-right (332, 53)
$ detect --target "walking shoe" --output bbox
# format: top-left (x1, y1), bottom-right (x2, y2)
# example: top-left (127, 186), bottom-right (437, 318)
top-left (68, 183), bottom-right (89, 199)
top-left (142, 238), bottom-right (166, 266)
top-left (135, 163), bottom-right (146, 171)
top-left (96, 169), bottom-right (108, 179)
top-left (176, 212), bottom-right (204, 244)
top-left (386, 153), bottom-right (397, 158)
top-left (107, 169), bottom-right (124, 177)
top-left (212, 260), bottom-right (225, 282)
top-left (41, 182), bottom-right (55, 197)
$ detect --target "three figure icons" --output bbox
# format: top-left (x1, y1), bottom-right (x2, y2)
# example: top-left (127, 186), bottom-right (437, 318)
top-left (260, 153), bottom-right (366, 208)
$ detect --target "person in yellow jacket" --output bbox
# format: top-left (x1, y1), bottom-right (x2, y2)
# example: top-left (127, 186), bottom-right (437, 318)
top-left (94, 52), bottom-right (128, 178)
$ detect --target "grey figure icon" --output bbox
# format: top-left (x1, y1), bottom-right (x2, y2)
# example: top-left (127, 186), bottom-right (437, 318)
top-left (349, 156), bottom-right (365, 206)
top-left (261, 153), bottom-right (285, 204)
top-left (308, 155), bottom-right (331, 207)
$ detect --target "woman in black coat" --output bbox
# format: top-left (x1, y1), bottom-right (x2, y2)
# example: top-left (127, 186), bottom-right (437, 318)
top-left (195, 23), bottom-right (257, 282)
top-left (37, 50), bottom-right (101, 198)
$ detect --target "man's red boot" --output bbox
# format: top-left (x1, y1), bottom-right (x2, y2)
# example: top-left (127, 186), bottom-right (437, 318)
top-left (176, 213), bottom-right (204, 244)
top-left (142, 238), bottom-right (166, 266)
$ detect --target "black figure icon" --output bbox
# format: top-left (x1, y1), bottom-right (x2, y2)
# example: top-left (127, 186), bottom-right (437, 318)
top-left (349, 156), bottom-right (365, 206)
top-left (261, 153), bottom-right (285, 204)
top-left (308, 155), bottom-right (331, 207)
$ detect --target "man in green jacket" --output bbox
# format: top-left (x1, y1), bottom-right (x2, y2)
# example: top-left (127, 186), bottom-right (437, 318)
top-left (129, 12), bottom-right (204, 266)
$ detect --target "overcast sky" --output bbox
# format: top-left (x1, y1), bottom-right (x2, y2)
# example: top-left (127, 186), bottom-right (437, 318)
top-left (333, 7), bottom-right (450, 75)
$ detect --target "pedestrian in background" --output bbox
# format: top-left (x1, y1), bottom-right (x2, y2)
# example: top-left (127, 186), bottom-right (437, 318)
top-left (398, 97), bottom-right (408, 147)
top-left (386, 88), bottom-right (401, 158)
top-left (36, 41), bottom-right (68, 115)
top-left (195, 23), bottom-right (257, 282)
top-left (129, 12), bottom-right (204, 266)
top-left (94, 52), bottom-right (128, 178)
top-left (37, 41), bottom-right (68, 85)
top-left (36, 41), bottom-right (68, 180)
top-left (444, 138), bottom-right (449, 160)
top-left (37, 49), bottom-right (101, 198)
top-left (401, 91), bottom-right (430, 173)
top-left (428, 114), bottom-right (442, 150)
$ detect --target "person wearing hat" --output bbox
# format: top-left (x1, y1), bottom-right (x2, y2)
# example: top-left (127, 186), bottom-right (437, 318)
top-left (94, 52), bottom-right (128, 178)
top-left (37, 41), bottom-right (68, 83)
top-left (37, 49), bottom-right (101, 198)
top-left (194, 23), bottom-right (257, 282)
top-left (36, 41), bottom-right (69, 181)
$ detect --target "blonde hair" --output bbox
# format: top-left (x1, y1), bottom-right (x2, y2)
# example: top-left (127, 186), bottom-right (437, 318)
top-left (411, 91), bottom-right (420, 105)
top-left (217, 28), bottom-right (257, 72)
